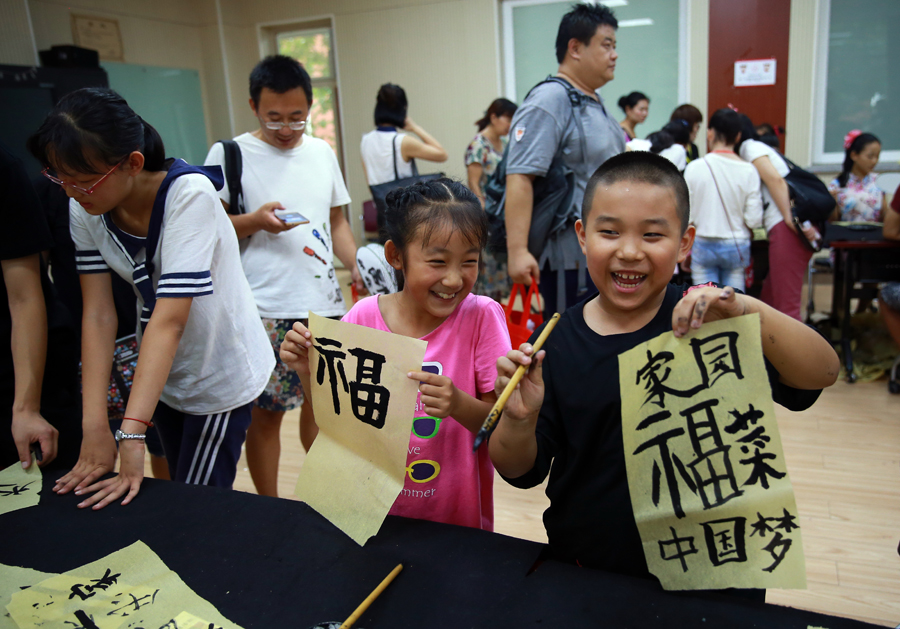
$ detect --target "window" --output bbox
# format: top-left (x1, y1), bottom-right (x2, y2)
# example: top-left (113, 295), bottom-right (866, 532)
top-left (501, 0), bottom-right (686, 136)
top-left (260, 20), bottom-right (343, 166)
top-left (813, 0), bottom-right (900, 164)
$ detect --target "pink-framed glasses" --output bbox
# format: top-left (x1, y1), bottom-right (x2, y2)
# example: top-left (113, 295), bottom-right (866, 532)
top-left (42, 156), bottom-right (127, 195)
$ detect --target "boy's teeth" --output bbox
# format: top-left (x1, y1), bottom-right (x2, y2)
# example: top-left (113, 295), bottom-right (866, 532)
top-left (435, 291), bottom-right (456, 299)
top-left (615, 273), bottom-right (644, 280)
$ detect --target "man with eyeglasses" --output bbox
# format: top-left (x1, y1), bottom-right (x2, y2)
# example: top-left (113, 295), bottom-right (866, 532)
top-left (204, 55), bottom-right (363, 498)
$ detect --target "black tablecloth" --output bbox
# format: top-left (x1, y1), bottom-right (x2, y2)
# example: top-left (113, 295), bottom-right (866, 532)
top-left (0, 474), bottom-right (880, 628)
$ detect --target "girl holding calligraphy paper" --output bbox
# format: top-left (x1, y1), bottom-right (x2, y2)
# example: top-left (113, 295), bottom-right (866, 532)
top-left (282, 179), bottom-right (511, 530)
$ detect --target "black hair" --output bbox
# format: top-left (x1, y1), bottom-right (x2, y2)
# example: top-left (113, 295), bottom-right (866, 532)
top-left (374, 83), bottom-right (408, 128)
top-left (27, 87), bottom-right (166, 175)
top-left (583, 151), bottom-right (690, 234)
top-left (618, 91), bottom-right (649, 113)
top-left (475, 98), bottom-right (518, 131)
top-left (249, 55), bottom-right (313, 108)
top-left (647, 130), bottom-right (675, 154)
top-left (555, 3), bottom-right (618, 64)
top-left (837, 132), bottom-right (880, 188)
top-left (670, 103), bottom-right (703, 127)
top-left (734, 113), bottom-right (758, 155)
top-left (383, 178), bottom-right (488, 290)
top-left (661, 119), bottom-right (691, 146)
top-left (708, 108), bottom-right (743, 146)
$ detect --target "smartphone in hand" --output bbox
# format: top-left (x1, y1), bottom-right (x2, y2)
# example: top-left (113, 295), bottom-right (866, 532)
top-left (274, 209), bottom-right (310, 225)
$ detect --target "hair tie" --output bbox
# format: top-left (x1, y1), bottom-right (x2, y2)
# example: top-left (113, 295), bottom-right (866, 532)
top-left (843, 129), bottom-right (862, 150)
top-left (726, 103), bottom-right (739, 112)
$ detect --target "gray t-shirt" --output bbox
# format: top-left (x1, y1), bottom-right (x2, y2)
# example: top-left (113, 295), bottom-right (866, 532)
top-left (506, 79), bottom-right (626, 271)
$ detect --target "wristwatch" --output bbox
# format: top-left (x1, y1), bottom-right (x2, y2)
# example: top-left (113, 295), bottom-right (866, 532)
top-left (114, 430), bottom-right (147, 443)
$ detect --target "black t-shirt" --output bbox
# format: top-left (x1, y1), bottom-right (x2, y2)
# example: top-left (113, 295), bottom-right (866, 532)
top-left (0, 143), bottom-right (54, 387)
top-left (0, 142), bottom-right (82, 468)
top-left (501, 283), bottom-right (822, 581)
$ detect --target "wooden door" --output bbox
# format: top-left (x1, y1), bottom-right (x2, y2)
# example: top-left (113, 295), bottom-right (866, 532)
top-left (708, 0), bottom-right (791, 152)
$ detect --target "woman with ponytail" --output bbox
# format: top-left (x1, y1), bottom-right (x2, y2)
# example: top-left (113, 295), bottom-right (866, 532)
top-left (828, 130), bottom-right (885, 223)
top-left (465, 98), bottom-right (517, 204)
top-left (465, 98), bottom-right (517, 302)
top-left (27, 88), bottom-right (273, 509)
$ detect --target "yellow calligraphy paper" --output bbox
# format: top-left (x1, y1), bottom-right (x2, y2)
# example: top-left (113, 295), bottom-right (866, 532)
top-left (0, 461), bottom-right (41, 516)
top-left (295, 313), bottom-right (427, 545)
top-left (0, 564), bottom-right (55, 629)
top-left (7, 541), bottom-right (242, 628)
top-left (619, 314), bottom-right (805, 590)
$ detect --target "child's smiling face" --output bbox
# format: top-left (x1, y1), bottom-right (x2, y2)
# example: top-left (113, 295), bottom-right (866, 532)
top-left (576, 179), bottom-right (694, 324)
top-left (387, 224), bottom-right (481, 324)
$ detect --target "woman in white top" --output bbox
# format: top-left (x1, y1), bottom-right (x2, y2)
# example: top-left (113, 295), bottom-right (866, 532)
top-left (360, 83), bottom-right (447, 186)
top-left (360, 84), bottom-right (448, 237)
top-left (736, 114), bottom-right (817, 320)
top-left (684, 108), bottom-right (763, 291)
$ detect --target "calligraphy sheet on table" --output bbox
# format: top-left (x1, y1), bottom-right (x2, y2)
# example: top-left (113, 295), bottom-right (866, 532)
top-left (0, 462), bottom-right (41, 516)
top-left (1, 565), bottom-right (55, 629)
top-left (619, 314), bottom-right (805, 591)
top-left (295, 313), bottom-right (427, 546)
top-left (6, 541), bottom-right (242, 628)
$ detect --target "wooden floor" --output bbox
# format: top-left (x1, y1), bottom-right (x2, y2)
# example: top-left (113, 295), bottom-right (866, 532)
top-left (142, 378), bottom-right (899, 626)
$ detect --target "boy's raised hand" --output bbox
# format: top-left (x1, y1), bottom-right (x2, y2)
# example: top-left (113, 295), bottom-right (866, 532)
top-left (672, 285), bottom-right (748, 338)
top-left (280, 321), bottom-right (314, 375)
top-left (495, 343), bottom-right (546, 424)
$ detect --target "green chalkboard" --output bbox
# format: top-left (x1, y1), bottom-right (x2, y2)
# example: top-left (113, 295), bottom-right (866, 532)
top-left (101, 62), bottom-right (208, 165)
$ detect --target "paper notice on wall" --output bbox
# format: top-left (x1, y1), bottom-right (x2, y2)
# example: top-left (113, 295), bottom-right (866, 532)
top-left (619, 314), bottom-right (805, 591)
top-left (734, 59), bottom-right (776, 87)
top-left (295, 313), bottom-right (427, 545)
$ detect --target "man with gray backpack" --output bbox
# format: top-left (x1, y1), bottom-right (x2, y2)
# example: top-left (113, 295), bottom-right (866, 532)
top-left (501, 3), bottom-right (626, 314)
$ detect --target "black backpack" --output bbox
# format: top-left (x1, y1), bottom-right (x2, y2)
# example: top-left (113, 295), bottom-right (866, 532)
top-left (217, 139), bottom-right (245, 215)
top-left (782, 156), bottom-right (835, 224)
top-left (483, 77), bottom-right (586, 257)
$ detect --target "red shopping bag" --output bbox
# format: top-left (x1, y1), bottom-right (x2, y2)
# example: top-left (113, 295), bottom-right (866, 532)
top-left (505, 282), bottom-right (544, 350)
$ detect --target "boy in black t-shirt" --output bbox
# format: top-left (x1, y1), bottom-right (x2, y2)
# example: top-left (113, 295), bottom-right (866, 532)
top-left (489, 152), bottom-right (839, 585)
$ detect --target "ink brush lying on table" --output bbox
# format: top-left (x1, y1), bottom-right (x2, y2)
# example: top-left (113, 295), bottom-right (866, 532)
top-left (472, 312), bottom-right (561, 451)
top-left (310, 563), bottom-right (403, 629)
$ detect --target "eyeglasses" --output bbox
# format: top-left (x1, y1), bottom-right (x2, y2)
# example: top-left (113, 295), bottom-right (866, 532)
top-left (412, 416), bottom-right (442, 439)
top-left (262, 119), bottom-right (307, 131)
top-left (406, 459), bottom-right (441, 484)
top-left (42, 157), bottom-right (127, 195)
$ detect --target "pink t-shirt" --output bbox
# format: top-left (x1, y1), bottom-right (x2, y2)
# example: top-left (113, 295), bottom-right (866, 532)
top-left (342, 293), bottom-right (512, 531)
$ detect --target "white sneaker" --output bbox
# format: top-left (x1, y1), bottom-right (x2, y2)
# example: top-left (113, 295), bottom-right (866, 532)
top-left (356, 243), bottom-right (398, 295)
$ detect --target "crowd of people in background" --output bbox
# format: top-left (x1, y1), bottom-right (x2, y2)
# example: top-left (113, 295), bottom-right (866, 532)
top-left (0, 0), bottom-right (895, 599)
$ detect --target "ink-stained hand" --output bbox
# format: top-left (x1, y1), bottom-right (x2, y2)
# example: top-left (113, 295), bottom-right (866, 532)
top-left (75, 439), bottom-right (144, 510)
top-left (494, 343), bottom-right (545, 423)
top-left (53, 424), bottom-right (117, 496)
top-left (255, 201), bottom-right (297, 234)
top-left (11, 409), bottom-right (58, 468)
top-left (280, 320), bottom-right (313, 376)
top-left (672, 285), bottom-right (749, 338)
top-left (408, 371), bottom-right (458, 418)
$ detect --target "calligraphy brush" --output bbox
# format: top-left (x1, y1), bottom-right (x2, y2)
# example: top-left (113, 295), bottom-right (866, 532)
top-left (472, 312), bottom-right (561, 451)
top-left (310, 564), bottom-right (403, 629)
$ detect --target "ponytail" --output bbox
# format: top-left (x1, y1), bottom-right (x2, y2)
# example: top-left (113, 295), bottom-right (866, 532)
top-left (474, 98), bottom-right (518, 131)
top-left (140, 118), bottom-right (167, 171)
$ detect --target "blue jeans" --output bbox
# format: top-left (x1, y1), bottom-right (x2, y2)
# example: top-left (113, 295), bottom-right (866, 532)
top-left (691, 237), bottom-right (750, 291)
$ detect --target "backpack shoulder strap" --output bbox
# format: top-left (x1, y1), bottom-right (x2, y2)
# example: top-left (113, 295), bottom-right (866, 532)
top-left (218, 139), bottom-right (243, 215)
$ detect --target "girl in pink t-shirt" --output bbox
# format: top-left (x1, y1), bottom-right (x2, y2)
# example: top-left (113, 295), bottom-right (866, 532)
top-left (281, 179), bottom-right (511, 530)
